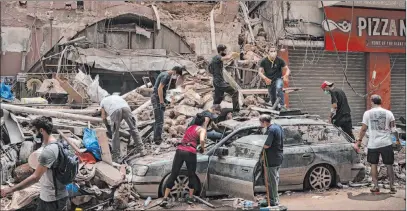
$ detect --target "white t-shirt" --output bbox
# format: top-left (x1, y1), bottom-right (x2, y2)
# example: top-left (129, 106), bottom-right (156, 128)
top-left (100, 95), bottom-right (129, 116)
top-left (362, 107), bottom-right (395, 149)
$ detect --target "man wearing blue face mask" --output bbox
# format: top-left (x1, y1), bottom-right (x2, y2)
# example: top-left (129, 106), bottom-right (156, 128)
top-left (321, 81), bottom-right (355, 140)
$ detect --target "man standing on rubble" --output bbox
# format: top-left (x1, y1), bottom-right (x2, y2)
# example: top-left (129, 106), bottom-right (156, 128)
top-left (321, 81), bottom-right (355, 140)
top-left (260, 114), bottom-right (284, 207)
top-left (355, 95), bottom-right (398, 194)
top-left (209, 44), bottom-right (240, 114)
top-left (100, 93), bottom-right (146, 162)
top-left (258, 46), bottom-right (290, 111)
top-left (1, 116), bottom-right (69, 211)
top-left (151, 66), bottom-right (185, 145)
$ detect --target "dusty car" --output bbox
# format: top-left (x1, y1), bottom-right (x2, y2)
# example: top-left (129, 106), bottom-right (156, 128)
top-left (129, 117), bottom-right (365, 200)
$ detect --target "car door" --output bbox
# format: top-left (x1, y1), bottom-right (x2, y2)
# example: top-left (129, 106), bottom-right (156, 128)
top-left (207, 131), bottom-right (260, 200)
top-left (279, 126), bottom-right (315, 186)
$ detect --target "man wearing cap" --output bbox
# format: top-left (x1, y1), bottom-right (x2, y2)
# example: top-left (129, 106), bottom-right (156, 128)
top-left (151, 66), bottom-right (185, 145)
top-left (321, 81), bottom-right (355, 140)
top-left (355, 94), bottom-right (398, 194)
top-left (258, 46), bottom-right (290, 111)
top-left (209, 44), bottom-right (240, 114)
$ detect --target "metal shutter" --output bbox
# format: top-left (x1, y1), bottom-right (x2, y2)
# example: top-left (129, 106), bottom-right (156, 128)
top-left (288, 47), bottom-right (366, 125)
top-left (390, 54), bottom-right (406, 120)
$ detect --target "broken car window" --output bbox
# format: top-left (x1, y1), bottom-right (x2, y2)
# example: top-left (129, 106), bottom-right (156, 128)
top-left (303, 125), bottom-right (349, 143)
top-left (228, 135), bottom-right (265, 159)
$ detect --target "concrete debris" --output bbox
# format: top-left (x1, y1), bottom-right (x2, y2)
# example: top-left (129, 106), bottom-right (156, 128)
top-left (13, 163), bottom-right (34, 183)
top-left (94, 161), bottom-right (123, 187)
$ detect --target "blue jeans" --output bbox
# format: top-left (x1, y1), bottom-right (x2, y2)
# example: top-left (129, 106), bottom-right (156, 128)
top-left (206, 130), bottom-right (223, 140)
top-left (268, 78), bottom-right (284, 107)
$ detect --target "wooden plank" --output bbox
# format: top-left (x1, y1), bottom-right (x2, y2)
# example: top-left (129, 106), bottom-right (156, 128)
top-left (139, 125), bottom-right (152, 138)
top-left (239, 2), bottom-right (255, 43)
top-left (240, 89), bottom-right (268, 95)
top-left (55, 76), bottom-right (86, 103)
top-left (95, 128), bottom-right (113, 165)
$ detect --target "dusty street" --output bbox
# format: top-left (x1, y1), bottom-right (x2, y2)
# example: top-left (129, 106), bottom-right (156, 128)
top-left (153, 187), bottom-right (406, 210)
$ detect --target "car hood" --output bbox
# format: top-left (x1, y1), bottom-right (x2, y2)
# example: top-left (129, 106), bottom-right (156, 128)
top-left (129, 151), bottom-right (176, 166)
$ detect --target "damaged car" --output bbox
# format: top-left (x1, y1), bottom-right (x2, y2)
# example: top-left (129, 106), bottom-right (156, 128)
top-left (128, 116), bottom-right (365, 200)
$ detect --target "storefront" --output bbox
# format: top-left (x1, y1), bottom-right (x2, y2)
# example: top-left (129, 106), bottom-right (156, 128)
top-left (285, 6), bottom-right (405, 121)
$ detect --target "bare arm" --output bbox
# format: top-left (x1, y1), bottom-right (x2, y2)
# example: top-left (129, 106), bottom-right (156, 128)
top-left (263, 145), bottom-right (270, 149)
top-left (258, 67), bottom-right (268, 80)
top-left (220, 52), bottom-right (239, 61)
top-left (329, 103), bottom-right (337, 123)
top-left (199, 128), bottom-right (207, 153)
top-left (158, 83), bottom-right (165, 104)
top-left (211, 122), bottom-right (220, 131)
top-left (203, 117), bottom-right (210, 130)
top-left (356, 124), bottom-right (368, 146)
top-left (283, 66), bottom-right (290, 77)
top-left (11, 165), bottom-right (47, 192)
top-left (101, 108), bottom-right (107, 120)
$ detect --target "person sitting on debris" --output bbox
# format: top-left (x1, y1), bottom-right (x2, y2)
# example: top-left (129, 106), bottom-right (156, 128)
top-left (258, 46), bottom-right (290, 111)
top-left (100, 93), bottom-right (146, 162)
top-left (151, 66), bottom-right (185, 145)
top-left (260, 114), bottom-right (284, 207)
top-left (320, 81), bottom-right (355, 140)
top-left (355, 94), bottom-right (399, 194)
top-left (189, 104), bottom-right (223, 140)
top-left (1, 116), bottom-right (69, 211)
top-left (209, 44), bottom-right (240, 115)
top-left (160, 113), bottom-right (207, 207)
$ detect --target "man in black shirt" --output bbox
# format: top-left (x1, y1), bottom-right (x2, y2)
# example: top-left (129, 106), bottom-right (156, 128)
top-left (209, 44), bottom-right (240, 114)
top-left (151, 66), bottom-right (185, 145)
top-left (259, 47), bottom-right (291, 110)
top-left (189, 104), bottom-right (223, 140)
top-left (321, 81), bottom-right (355, 140)
top-left (260, 114), bottom-right (284, 206)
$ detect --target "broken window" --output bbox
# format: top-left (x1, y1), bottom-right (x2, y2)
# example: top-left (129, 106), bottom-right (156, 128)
top-left (303, 125), bottom-right (349, 144)
top-left (282, 126), bottom-right (305, 145)
top-left (228, 135), bottom-right (265, 159)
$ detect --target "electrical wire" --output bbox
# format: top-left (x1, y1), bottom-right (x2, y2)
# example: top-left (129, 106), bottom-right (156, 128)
top-left (341, 1), bottom-right (355, 89)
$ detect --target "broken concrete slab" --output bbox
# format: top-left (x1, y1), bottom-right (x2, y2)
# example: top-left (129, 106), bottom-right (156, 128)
top-left (95, 161), bottom-right (123, 187)
top-left (174, 105), bottom-right (203, 117)
top-left (2, 109), bottom-right (24, 144)
top-left (95, 128), bottom-right (113, 165)
top-left (5, 183), bottom-right (40, 210)
top-left (13, 163), bottom-right (34, 183)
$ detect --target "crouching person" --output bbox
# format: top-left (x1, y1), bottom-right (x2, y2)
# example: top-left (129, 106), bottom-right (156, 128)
top-left (100, 94), bottom-right (146, 162)
top-left (1, 116), bottom-right (74, 211)
top-left (160, 114), bottom-right (207, 207)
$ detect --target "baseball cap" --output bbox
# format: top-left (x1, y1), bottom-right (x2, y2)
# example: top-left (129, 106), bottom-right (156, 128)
top-left (321, 81), bottom-right (334, 89)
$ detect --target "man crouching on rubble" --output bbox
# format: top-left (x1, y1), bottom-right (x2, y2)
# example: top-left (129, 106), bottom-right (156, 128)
top-left (1, 116), bottom-right (69, 211)
top-left (100, 93), bottom-right (146, 162)
top-left (189, 104), bottom-right (223, 140)
top-left (151, 66), bottom-right (185, 145)
top-left (260, 114), bottom-right (284, 206)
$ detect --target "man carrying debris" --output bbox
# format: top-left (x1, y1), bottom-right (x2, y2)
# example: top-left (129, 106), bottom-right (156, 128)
top-left (260, 114), bottom-right (284, 206)
top-left (321, 81), bottom-right (355, 140)
top-left (258, 46), bottom-right (290, 111)
top-left (189, 104), bottom-right (223, 140)
top-left (151, 66), bottom-right (185, 145)
top-left (100, 94), bottom-right (146, 161)
top-left (1, 117), bottom-right (69, 211)
top-left (209, 44), bottom-right (240, 114)
top-left (355, 95), bottom-right (398, 194)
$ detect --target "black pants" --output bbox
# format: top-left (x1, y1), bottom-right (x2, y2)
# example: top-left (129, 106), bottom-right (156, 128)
top-left (334, 118), bottom-right (355, 141)
top-left (213, 85), bottom-right (240, 112)
top-left (165, 149), bottom-right (198, 189)
top-left (367, 145), bottom-right (394, 165)
top-left (151, 94), bottom-right (165, 143)
top-left (36, 198), bottom-right (68, 211)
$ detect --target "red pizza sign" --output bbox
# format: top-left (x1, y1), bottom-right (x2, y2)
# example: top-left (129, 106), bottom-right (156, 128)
top-left (323, 7), bottom-right (406, 53)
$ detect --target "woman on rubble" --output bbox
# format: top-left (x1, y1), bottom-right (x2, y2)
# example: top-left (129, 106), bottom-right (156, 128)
top-left (160, 113), bottom-right (207, 207)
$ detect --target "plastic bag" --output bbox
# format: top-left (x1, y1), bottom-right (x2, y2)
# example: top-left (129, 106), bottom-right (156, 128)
top-left (86, 75), bottom-right (109, 103)
top-left (82, 128), bottom-right (101, 161)
top-left (1, 82), bottom-right (14, 100)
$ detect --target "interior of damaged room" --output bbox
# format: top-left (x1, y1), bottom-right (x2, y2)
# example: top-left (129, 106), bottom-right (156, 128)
top-left (0, 1), bottom-right (406, 211)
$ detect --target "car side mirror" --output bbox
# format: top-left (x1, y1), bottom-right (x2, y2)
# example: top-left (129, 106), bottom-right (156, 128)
top-left (214, 147), bottom-right (228, 157)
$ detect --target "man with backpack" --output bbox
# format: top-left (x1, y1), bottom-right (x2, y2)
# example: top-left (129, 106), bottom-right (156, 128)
top-left (1, 116), bottom-right (78, 211)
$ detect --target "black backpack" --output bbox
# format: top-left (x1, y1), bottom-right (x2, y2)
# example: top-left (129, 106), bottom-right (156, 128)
top-left (51, 142), bottom-right (79, 197)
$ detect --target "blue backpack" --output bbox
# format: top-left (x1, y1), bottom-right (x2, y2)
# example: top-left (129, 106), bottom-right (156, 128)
top-left (51, 142), bottom-right (79, 196)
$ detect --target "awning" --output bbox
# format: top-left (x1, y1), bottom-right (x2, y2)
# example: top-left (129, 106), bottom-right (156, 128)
top-left (67, 48), bottom-right (198, 75)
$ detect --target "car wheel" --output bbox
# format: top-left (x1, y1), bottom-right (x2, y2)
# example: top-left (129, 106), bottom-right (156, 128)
top-left (305, 165), bottom-right (334, 190)
top-left (160, 170), bottom-right (201, 199)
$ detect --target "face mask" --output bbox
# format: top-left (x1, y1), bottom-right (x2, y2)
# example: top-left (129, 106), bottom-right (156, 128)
top-left (324, 90), bottom-right (330, 95)
top-left (268, 52), bottom-right (277, 60)
top-left (220, 52), bottom-right (227, 57)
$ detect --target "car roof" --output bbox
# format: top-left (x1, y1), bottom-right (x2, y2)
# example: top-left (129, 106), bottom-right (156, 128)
top-left (219, 117), bottom-right (328, 130)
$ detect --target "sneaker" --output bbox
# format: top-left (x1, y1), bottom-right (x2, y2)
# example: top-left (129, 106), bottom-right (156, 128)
top-left (160, 198), bottom-right (169, 207)
top-left (186, 196), bottom-right (194, 205)
top-left (370, 186), bottom-right (380, 193)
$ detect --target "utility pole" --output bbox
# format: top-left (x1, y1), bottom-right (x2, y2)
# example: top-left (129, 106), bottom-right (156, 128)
top-left (49, 16), bottom-right (54, 47)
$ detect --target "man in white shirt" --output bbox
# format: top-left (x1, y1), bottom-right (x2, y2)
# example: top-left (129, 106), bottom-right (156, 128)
top-left (100, 94), bottom-right (146, 162)
top-left (355, 94), bottom-right (398, 194)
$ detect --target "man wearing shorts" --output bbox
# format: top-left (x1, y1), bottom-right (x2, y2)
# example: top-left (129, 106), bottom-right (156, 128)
top-left (355, 94), bottom-right (398, 194)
